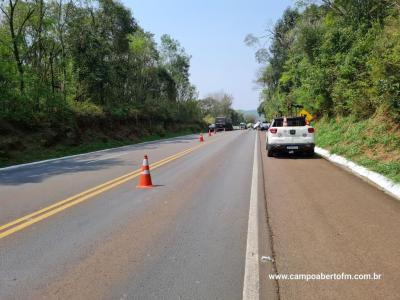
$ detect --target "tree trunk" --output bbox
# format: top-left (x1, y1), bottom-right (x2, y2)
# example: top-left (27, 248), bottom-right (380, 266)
top-left (8, 2), bottom-right (25, 93)
top-left (57, 0), bottom-right (67, 102)
top-left (3, 1), bottom-right (35, 93)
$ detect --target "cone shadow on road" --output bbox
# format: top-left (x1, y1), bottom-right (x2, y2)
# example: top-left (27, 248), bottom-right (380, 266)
top-left (136, 184), bottom-right (164, 188)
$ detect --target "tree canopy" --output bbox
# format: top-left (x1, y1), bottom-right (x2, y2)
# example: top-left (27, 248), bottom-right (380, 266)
top-left (249, 0), bottom-right (400, 122)
top-left (0, 0), bottom-right (202, 127)
top-left (199, 92), bottom-right (245, 125)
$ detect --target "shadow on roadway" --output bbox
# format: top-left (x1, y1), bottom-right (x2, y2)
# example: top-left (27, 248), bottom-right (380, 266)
top-left (0, 135), bottom-right (199, 186)
top-left (0, 157), bottom-right (126, 186)
top-left (270, 153), bottom-right (322, 160)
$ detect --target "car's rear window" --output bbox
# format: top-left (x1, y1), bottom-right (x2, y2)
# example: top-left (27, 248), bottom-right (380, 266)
top-left (272, 117), bottom-right (306, 127)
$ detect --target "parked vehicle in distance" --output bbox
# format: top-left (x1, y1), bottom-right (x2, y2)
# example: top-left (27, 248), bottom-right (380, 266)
top-left (260, 122), bottom-right (269, 131)
top-left (208, 123), bottom-right (215, 131)
top-left (215, 117), bottom-right (233, 132)
top-left (239, 122), bottom-right (247, 130)
top-left (266, 116), bottom-right (315, 157)
top-left (253, 121), bottom-right (261, 130)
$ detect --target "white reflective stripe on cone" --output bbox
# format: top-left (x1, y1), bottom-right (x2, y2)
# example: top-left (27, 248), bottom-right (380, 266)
top-left (142, 170), bottom-right (150, 175)
top-left (142, 160), bottom-right (149, 166)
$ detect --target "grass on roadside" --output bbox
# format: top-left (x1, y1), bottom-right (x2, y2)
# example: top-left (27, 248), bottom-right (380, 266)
top-left (0, 129), bottom-right (195, 168)
top-left (314, 115), bottom-right (400, 184)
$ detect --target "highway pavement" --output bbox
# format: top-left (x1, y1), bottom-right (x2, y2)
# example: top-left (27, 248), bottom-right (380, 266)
top-left (259, 133), bottom-right (400, 300)
top-left (0, 130), bottom-right (399, 299)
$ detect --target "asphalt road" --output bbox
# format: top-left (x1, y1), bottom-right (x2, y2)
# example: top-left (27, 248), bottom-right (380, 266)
top-left (0, 131), bottom-right (259, 299)
top-left (0, 130), bottom-right (399, 299)
top-left (259, 133), bottom-right (400, 300)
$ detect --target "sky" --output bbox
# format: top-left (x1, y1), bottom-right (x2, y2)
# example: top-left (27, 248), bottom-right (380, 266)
top-left (122, 0), bottom-right (294, 110)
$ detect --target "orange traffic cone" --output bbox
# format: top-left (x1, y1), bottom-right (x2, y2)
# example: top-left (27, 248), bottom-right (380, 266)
top-left (137, 155), bottom-right (153, 188)
top-left (199, 134), bottom-right (204, 142)
top-left (208, 129), bottom-right (212, 137)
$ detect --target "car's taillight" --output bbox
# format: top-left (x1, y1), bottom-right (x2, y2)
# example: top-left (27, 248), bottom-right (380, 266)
top-left (269, 128), bottom-right (277, 134)
top-left (308, 128), bottom-right (315, 133)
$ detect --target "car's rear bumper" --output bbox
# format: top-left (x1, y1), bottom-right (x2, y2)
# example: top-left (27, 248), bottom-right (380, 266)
top-left (268, 143), bottom-right (315, 153)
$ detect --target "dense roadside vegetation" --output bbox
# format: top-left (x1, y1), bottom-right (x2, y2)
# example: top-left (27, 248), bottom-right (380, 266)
top-left (248, 0), bottom-right (400, 182)
top-left (316, 116), bottom-right (400, 182)
top-left (0, 0), bottom-right (243, 166)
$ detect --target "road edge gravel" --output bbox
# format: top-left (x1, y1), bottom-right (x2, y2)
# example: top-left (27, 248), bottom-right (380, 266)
top-left (315, 146), bottom-right (400, 201)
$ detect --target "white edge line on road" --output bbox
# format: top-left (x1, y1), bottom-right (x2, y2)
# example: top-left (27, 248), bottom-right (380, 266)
top-left (315, 146), bottom-right (400, 201)
top-left (0, 134), bottom-right (198, 172)
top-left (242, 132), bottom-right (260, 300)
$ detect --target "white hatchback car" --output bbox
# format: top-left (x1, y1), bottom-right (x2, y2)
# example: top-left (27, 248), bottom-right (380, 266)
top-left (266, 116), bottom-right (315, 157)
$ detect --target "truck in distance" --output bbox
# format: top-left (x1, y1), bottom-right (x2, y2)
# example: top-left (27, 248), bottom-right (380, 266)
top-left (215, 117), bottom-right (233, 132)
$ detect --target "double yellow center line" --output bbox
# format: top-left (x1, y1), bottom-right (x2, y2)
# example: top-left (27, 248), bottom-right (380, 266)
top-left (0, 141), bottom-right (209, 240)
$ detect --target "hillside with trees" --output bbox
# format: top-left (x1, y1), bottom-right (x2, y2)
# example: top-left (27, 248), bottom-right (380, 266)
top-left (0, 0), bottom-right (204, 124)
top-left (247, 0), bottom-right (400, 182)
top-left (0, 0), bottom-right (207, 166)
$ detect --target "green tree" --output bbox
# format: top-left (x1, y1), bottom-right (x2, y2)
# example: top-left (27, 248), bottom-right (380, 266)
top-left (0, 0), bottom-right (205, 140)
top-left (249, 0), bottom-right (400, 121)
top-left (199, 92), bottom-right (244, 124)
top-left (0, 0), bottom-right (35, 93)
top-left (159, 34), bottom-right (195, 102)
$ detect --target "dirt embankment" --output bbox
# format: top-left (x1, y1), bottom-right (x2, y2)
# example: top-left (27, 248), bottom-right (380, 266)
top-left (0, 117), bottom-right (203, 167)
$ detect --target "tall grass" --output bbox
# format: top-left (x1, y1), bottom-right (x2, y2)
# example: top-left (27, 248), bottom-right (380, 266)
top-left (315, 116), bottom-right (400, 183)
